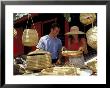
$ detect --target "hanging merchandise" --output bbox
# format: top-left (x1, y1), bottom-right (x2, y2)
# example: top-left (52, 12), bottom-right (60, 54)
top-left (86, 26), bottom-right (97, 50)
top-left (14, 13), bottom-right (28, 21)
top-left (22, 14), bottom-right (38, 46)
top-left (13, 28), bottom-right (17, 37)
top-left (80, 13), bottom-right (96, 25)
top-left (22, 29), bottom-right (38, 46)
top-left (64, 13), bottom-right (71, 22)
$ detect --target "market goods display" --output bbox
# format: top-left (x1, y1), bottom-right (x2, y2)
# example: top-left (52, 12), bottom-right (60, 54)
top-left (27, 49), bottom-right (50, 55)
top-left (61, 50), bottom-right (83, 57)
top-left (80, 13), bottom-right (96, 25)
top-left (85, 56), bottom-right (97, 74)
top-left (41, 66), bottom-right (80, 75)
top-left (14, 64), bottom-right (26, 75)
top-left (13, 28), bottom-right (17, 37)
top-left (26, 50), bottom-right (52, 70)
top-left (86, 26), bottom-right (97, 49)
top-left (22, 29), bottom-right (38, 46)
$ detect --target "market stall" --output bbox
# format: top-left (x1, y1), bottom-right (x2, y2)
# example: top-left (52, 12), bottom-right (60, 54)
top-left (13, 13), bottom-right (97, 76)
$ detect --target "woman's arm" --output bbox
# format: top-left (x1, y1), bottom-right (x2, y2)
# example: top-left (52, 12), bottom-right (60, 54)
top-left (80, 38), bottom-right (88, 54)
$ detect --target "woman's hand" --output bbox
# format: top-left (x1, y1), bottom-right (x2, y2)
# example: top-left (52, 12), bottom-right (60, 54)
top-left (56, 59), bottom-right (61, 65)
top-left (61, 46), bottom-right (67, 51)
top-left (78, 47), bottom-right (84, 51)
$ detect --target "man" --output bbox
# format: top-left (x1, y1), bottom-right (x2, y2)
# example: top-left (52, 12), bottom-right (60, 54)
top-left (37, 23), bottom-right (62, 64)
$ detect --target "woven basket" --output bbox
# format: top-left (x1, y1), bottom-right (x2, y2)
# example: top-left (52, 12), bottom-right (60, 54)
top-left (80, 13), bottom-right (96, 25)
top-left (86, 26), bottom-right (97, 49)
top-left (26, 52), bottom-right (52, 70)
top-left (85, 56), bottom-right (97, 73)
top-left (61, 50), bottom-right (82, 57)
top-left (41, 67), bottom-right (80, 75)
top-left (13, 28), bottom-right (17, 37)
top-left (22, 29), bottom-right (38, 46)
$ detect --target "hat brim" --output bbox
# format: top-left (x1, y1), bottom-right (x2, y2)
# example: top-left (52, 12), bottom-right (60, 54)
top-left (65, 31), bottom-right (85, 35)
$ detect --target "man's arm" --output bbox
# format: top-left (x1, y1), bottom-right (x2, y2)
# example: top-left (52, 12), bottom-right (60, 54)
top-left (36, 37), bottom-right (45, 50)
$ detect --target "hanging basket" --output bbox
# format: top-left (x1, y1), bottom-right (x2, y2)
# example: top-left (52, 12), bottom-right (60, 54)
top-left (86, 26), bottom-right (97, 49)
top-left (13, 28), bottom-right (17, 37)
top-left (80, 13), bottom-right (96, 25)
top-left (22, 29), bottom-right (38, 46)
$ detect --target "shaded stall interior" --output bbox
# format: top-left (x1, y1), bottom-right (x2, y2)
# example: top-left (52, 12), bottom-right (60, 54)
top-left (14, 13), bottom-right (97, 60)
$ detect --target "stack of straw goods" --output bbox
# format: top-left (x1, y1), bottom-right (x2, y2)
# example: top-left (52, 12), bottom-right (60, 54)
top-left (26, 50), bottom-right (52, 70)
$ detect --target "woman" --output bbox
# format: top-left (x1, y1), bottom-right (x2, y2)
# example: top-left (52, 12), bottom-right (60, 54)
top-left (65, 26), bottom-right (88, 68)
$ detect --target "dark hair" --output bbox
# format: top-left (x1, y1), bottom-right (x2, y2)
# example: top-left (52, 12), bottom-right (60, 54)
top-left (51, 23), bottom-right (60, 29)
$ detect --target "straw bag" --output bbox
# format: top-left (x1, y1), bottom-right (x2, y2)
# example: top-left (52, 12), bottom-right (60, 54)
top-left (86, 26), bottom-right (97, 49)
top-left (26, 50), bottom-right (52, 70)
top-left (22, 29), bottom-right (38, 46)
top-left (80, 13), bottom-right (96, 25)
top-left (13, 28), bottom-right (17, 37)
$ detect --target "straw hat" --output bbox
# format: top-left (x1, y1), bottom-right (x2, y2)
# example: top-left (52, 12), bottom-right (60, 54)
top-left (65, 26), bottom-right (85, 35)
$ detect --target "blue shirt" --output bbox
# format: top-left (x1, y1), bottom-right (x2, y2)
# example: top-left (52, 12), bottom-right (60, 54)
top-left (37, 35), bottom-right (62, 60)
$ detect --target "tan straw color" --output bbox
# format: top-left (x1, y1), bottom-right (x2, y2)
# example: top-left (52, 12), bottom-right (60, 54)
top-left (65, 26), bottom-right (85, 35)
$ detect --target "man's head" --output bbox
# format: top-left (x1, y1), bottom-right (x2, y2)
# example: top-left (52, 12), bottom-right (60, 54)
top-left (50, 23), bottom-right (60, 37)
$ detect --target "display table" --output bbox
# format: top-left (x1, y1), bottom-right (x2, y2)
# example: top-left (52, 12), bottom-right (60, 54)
top-left (18, 67), bottom-right (94, 76)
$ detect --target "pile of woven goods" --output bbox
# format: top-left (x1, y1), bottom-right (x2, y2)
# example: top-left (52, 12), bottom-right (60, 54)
top-left (26, 49), bottom-right (52, 71)
top-left (85, 56), bottom-right (97, 75)
top-left (40, 64), bottom-right (80, 75)
top-left (14, 55), bottom-right (27, 75)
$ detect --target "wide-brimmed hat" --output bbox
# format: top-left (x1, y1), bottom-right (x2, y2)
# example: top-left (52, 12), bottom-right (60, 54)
top-left (65, 26), bottom-right (85, 35)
